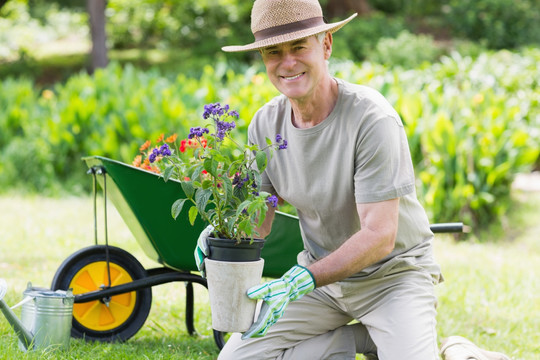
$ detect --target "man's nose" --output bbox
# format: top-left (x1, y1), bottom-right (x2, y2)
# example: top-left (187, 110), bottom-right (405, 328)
top-left (281, 51), bottom-right (297, 68)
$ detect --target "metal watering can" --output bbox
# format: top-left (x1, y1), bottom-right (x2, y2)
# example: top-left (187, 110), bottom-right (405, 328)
top-left (0, 279), bottom-right (74, 351)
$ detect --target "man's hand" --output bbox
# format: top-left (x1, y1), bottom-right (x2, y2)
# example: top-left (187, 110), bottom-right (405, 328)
top-left (194, 225), bottom-right (214, 277)
top-left (241, 265), bottom-right (316, 339)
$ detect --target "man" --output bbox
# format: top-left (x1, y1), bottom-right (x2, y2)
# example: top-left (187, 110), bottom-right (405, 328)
top-left (197, 0), bottom-right (511, 359)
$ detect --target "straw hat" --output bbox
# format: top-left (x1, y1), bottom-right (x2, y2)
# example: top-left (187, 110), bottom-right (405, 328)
top-left (222, 0), bottom-right (357, 52)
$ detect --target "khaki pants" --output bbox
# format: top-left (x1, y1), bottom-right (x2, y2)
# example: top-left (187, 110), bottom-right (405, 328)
top-left (218, 269), bottom-right (439, 360)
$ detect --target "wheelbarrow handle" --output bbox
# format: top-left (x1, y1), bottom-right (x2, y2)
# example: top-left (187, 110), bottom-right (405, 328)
top-left (430, 222), bottom-right (470, 234)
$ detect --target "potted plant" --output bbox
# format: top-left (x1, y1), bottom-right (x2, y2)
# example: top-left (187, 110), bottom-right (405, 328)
top-left (133, 103), bottom-right (287, 332)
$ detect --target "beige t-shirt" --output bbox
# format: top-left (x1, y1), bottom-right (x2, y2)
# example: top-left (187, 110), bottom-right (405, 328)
top-left (248, 78), bottom-right (440, 280)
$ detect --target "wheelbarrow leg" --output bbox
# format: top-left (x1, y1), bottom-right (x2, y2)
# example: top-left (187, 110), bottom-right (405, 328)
top-left (185, 281), bottom-right (195, 335)
top-left (185, 280), bottom-right (226, 349)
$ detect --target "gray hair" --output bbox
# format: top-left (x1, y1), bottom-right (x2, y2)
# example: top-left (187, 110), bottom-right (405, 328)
top-left (315, 32), bottom-right (327, 43)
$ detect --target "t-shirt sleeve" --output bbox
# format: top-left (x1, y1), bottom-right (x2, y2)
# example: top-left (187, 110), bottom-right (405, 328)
top-left (354, 114), bottom-right (415, 203)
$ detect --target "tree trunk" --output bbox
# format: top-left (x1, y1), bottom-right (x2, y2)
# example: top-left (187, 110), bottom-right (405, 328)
top-left (87, 0), bottom-right (108, 72)
top-left (324, 0), bottom-right (371, 18)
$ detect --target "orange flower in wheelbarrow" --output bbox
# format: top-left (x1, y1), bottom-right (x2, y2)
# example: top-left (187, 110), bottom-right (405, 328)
top-left (150, 103), bottom-right (287, 243)
top-left (133, 133), bottom-right (180, 173)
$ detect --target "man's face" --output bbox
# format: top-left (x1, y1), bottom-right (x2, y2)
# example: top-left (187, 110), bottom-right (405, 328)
top-left (260, 33), bottom-right (332, 102)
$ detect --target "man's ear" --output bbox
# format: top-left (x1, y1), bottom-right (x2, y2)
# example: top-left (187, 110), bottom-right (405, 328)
top-left (323, 32), bottom-right (333, 59)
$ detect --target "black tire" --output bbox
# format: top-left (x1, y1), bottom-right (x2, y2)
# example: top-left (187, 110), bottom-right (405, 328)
top-left (51, 245), bottom-right (152, 342)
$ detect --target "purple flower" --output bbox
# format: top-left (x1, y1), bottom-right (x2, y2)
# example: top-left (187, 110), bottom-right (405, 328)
top-left (203, 103), bottom-right (240, 121)
top-left (215, 120), bottom-right (236, 141)
top-left (267, 195), bottom-right (278, 208)
top-left (149, 148), bottom-right (160, 163)
top-left (203, 102), bottom-right (226, 119)
top-left (159, 143), bottom-right (171, 156)
top-left (189, 126), bottom-right (210, 139)
top-left (202, 103), bottom-right (240, 141)
top-left (203, 103), bottom-right (217, 119)
top-left (232, 172), bottom-right (249, 189)
top-left (275, 134), bottom-right (287, 150)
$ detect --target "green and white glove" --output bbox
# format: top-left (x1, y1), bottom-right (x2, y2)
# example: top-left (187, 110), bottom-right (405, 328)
top-left (194, 225), bottom-right (213, 278)
top-left (242, 265), bottom-right (316, 339)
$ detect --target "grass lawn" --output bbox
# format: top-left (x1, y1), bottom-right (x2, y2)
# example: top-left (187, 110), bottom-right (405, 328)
top-left (0, 190), bottom-right (538, 359)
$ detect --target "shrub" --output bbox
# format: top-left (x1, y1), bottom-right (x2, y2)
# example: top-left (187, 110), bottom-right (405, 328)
top-left (0, 62), bottom-right (278, 194)
top-left (0, 0), bottom-right (87, 62)
top-left (105, 0), bottom-right (254, 63)
top-left (331, 12), bottom-right (408, 62)
top-left (444, 0), bottom-right (540, 49)
top-left (368, 30), bottom-right (443, 69)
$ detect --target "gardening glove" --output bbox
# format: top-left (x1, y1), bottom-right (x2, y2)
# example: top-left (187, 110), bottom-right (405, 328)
top-left (194, 225), bottom-right (213, 278)
top-left (241, 265), bottom-right (316, 339)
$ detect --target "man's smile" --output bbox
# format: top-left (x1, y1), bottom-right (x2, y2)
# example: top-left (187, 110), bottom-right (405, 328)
top-left (281, 72), bottom-right (305, 80)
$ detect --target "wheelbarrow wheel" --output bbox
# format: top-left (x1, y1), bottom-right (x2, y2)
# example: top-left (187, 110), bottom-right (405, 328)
top-left (51, 245), bottom-right (152, 342)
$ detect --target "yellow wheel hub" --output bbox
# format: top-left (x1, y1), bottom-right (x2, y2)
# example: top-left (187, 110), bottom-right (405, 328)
top-left (70, 261), bottom-right (137, 331)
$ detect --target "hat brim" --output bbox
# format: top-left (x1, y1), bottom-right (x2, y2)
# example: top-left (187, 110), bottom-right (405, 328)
top-left (222, 13), bottom-right (357, 53)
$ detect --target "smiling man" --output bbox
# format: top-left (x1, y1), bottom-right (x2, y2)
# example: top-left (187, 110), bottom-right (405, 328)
top-left (200, 0), bottom-right (511, 359)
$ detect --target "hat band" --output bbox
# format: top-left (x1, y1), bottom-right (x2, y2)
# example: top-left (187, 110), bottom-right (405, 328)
top-left (253, 16), bottom-right (325, 42)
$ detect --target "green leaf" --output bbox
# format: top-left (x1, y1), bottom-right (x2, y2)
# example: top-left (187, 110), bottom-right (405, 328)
top-left (265, 137), bottom-right (273, 146)
top-left (248, 199), bottom-right (263, 214)
top-left (236, 200), bottom-right (251, 216)
top-left (253, 171), bottom-right (262, 191)
top-left (204, 158), bottom-right (218, 177)
top-left (202, 179), bottom-right (213, 189)
top-left (255, 150), bottom-right (267, 171)
top-left (195, 188), bottom-right (212, 213)
top-left (192, 166), bottom-right (202, 182)
top-left (257, 208), bottom-right (267, 227)
top-left (171, 198), bottom-right (187, 219)
top-left (238, 218), bottom-right (252, 237)
top-left (188, 206), bottom-right (198, 225)
top-left (228, 160), bottom-right (241, 176)
top-left (163, 165), bottom-right (174, 182)
top-left (181, 181), bottom-right (195, 199)
top-left (233, 184), bottom-right (247, 202)
top-left (222, 176), bottom-right (233, 202)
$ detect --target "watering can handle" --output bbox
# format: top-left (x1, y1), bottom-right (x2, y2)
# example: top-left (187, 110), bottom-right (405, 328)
top-left (10, 296), bottom-right (34, 310)
top-left (0, 279), bottom-right (7, 301)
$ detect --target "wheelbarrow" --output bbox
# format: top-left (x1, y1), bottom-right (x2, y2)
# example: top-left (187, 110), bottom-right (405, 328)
top-left (50, 156), bottom-right (465, 349)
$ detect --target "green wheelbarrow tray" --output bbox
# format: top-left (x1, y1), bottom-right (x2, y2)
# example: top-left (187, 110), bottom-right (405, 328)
top-left (83, 155), bottom-right (303, 278)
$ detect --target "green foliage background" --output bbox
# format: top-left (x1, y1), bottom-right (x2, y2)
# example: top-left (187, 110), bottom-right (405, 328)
top-left (1, 49), bottom-right (539, 232)
top-left (1, 0), bottom-right (540, 233)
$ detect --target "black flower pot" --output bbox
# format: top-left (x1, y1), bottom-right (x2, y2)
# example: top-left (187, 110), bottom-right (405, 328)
top-left (207, 237), bottom-right (265, 262)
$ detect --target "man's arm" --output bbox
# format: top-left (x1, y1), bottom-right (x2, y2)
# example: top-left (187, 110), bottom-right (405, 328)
top-left (255, 197), bottom-right (280, 238)
top-left (307, 198), bottom-right (399, 287)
